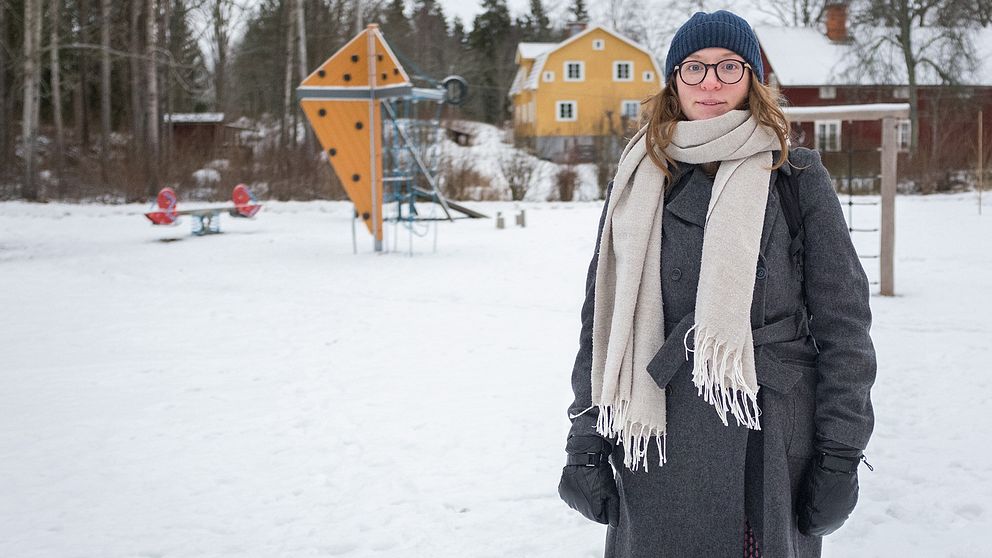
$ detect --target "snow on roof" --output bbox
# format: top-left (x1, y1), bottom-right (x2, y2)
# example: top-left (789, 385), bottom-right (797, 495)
top-left (517, 42), bottom-right (556, 60)
top-left (755, 26), bottom-right (992, 87)
top-left (163, 113), bottom-right (225, 124)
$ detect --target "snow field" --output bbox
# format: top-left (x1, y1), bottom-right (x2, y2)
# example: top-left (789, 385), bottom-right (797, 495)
top-left (0, 193), bottom-right (990, 557)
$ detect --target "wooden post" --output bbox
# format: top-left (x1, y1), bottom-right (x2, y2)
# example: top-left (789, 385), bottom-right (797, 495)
top-left (880, 116), bottom-right (897, 296)
top-left (979, 110), bottom-right (983, 216)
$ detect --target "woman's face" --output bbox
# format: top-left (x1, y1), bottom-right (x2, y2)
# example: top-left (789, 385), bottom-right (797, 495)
top-left (675, 47), bottom-right (751, 121)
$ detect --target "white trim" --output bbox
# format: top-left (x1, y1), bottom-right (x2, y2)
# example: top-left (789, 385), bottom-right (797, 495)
top-left (893, 86), bottom-right (910, 99)
top-left (556, 100), bottom-right (578, 122)
top-left (642, 70), bottom-right (655, 82)
top-left (819, 86), bottom-right (837, 99)
top-left (620, 100), bottom-right (640, 119)
top-left (543, 71), bottom-right (555, 82)
top-left (592, 38), bottom-right (605, 50)
top-left (564, 61), bottom-right (585, 82)
top-left (814, 119), bottom-right (842, 152)
top-left (613, 61), bottom-right (634, 82)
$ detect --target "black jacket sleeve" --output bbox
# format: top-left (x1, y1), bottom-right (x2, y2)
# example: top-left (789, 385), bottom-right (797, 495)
top-left (796, 148), bottom-right (877, 450)
top-left (566, 181), bottom-right (614, 440)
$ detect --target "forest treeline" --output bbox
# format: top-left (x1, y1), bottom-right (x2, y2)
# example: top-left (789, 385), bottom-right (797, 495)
top-left (0, 0), bottom-right (606, 202)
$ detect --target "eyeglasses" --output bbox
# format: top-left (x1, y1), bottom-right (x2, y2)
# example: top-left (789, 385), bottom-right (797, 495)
top-left (674, 59), bottom-right (751, 86)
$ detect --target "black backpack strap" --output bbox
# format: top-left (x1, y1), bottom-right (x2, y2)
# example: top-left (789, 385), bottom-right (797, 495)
top-left (774, 154), bottom-right (810, 318)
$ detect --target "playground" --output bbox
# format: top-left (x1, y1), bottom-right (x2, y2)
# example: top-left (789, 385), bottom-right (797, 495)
top-left (1, 193), bottom-right (990, 557)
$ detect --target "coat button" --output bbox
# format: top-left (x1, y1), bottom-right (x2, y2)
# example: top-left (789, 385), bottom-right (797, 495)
top-left (671, 268), bottom-right (682, 281)
top-left (665, 384), bottom-right (673, 396)
top-left (756, 266), bottom-right (767, 280)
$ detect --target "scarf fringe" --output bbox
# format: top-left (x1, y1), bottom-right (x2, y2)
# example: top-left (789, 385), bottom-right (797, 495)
top-left (595, 399), bottom-right (667, 472)
top-left (685, 324), bottom-right (762, 430)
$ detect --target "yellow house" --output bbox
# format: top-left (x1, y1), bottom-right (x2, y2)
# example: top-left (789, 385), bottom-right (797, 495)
top-left (509, 24), bottom-right (663, 161)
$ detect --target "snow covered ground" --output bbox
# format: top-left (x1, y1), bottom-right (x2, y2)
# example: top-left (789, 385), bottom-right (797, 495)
top-left (1, 193), bottom-right (990, 557)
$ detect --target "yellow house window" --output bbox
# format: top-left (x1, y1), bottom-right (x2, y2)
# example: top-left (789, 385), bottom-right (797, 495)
top-left (613, 61), bottom-right (633, 82)
top-left (556, 101), bottom-right (577, 122)
top-left (593, 39), bottom-right (605, 50)
top-left (564, 61), bottom-right (584, 82)
top-left (643, 70), bottom-right (655, 82)
top-left (621, 100), bottom-right (640, 120)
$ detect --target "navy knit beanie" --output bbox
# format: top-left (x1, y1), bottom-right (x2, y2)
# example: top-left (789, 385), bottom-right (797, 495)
top-left (664, 11), bottom-right (764, 83)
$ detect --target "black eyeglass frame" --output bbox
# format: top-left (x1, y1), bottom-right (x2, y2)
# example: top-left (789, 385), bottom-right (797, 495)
top-left (673, 59), bottom-right (752, 86)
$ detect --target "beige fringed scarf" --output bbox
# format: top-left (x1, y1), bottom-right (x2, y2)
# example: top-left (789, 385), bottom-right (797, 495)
top-left (590, 110), bottom-right (780, 471)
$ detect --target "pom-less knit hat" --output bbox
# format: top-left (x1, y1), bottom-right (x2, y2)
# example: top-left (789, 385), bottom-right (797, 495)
top-left (664, 10), bottom-right (764, 83)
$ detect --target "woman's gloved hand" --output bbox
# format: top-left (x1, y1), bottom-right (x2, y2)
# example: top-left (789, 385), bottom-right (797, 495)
top-left (557, 435), bottom-right (620, 526)
top-left (797, 436), bottom-right (872, 537)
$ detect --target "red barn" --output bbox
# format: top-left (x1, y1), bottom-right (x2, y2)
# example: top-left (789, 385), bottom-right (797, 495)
top-left (753, 3), bottom-right (992, 191)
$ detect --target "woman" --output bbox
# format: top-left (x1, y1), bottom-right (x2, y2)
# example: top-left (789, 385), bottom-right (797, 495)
top-left (558, 11), bottom-right (876, 558)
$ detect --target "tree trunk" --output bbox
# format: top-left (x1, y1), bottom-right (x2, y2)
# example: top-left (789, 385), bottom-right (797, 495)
top-left (78, 0), bottom-right (90, 146)
top-left (212, 0), bottom-right (227, 113)
top-left (51, 0), bottom-right (66, 196)
top-left (146, 0), bottom-right (160, 195)
top-left (100, 0), bottom-right (112, 183)
top-left (22, 0), bottom-right (42, 200)
top-left (130, 0), bottom-right (145, 164)
top-left (281, 0), bottom-right (296, 149)
top-left (0, 0), bottom-right (8, 168)
top-left (295, 0), bottom-right (311, 152)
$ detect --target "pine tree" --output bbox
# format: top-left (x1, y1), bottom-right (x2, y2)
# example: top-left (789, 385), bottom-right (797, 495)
top-left (569, 0), bottom-right (588, 22)
top-left (523, 0), bottom-right (552, 41)
top-left (467, 0), bottom-right (513, 123)
top-left (379, 0), bottom-right (412, 59)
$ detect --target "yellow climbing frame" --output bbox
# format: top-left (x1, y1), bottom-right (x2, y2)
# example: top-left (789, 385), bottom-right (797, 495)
top-left (298, 24), bottom-right (412, 242)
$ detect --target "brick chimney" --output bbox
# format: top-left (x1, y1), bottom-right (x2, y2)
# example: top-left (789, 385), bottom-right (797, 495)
top-left (824, 2), bottom-right (849, 42)
top-left (567, 21), bottom-right (587, 37)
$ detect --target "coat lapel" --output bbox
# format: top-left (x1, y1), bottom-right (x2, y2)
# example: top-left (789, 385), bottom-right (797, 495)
top-left (664, 166), bottom-right (710, 228)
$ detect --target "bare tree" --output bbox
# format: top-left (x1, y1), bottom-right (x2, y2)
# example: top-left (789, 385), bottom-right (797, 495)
top-left (130, 0), bottom-right (145, 164)
top-left (22, 0), bottom-right (43, 200)
top-left (210, 0), bottom-right (233, 112)
top-left (51, 0), bottom-right (66, 194)
top-left (749, 0), bottom-right (826, 27)
top-left (847, 0), bottom-right (977, 153)
top-left (281, 0), bottom-right (297, 148)
top-left (100, 0), bottom-right (112, 182)
top-left (147, 0), bottom-right (161, 193)
top-left (0, 0), bottom-right (8, 168)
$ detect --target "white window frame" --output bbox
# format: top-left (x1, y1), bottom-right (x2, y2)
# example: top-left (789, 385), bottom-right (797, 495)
top-left (896, 118), bottom-right (912, 152)
top-left (613, 60), bottom-right (634, 82)
top-left (556, 100), bottom-right (577, 122)
top-left (621, 100), bottom-right (640, 120)
top-left (564, 61), bottom-right (585, 82)
top-left (592, 39), bottom-right (605, 50)
top-left (543, 71), bottom-right (554, 82)
top-left (642, 70), bottom-right (655, 82)
top-left (814, 120), bottom-right (842, 152)
top-left (819, 86), bottom-right (837, 99)
top-left (893, 86), bottom-right (910, 99)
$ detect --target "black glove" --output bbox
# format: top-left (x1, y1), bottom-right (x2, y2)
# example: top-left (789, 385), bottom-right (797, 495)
top-left (557, 435), bottom-right (620, 526)
top-left (797, 436), bottom-right (872, 537)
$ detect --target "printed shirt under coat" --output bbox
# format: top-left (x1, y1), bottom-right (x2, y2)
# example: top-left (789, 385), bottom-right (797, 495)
top-left (566, 148), bottom-right (877, 558)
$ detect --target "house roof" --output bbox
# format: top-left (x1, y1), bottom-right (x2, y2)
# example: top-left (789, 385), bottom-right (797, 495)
top-left (510, 25), bottom-right (663, 96)
top-left (516, 42), bottom-right (556, 62)
top-left (754, 25), bottom-right (992, 87)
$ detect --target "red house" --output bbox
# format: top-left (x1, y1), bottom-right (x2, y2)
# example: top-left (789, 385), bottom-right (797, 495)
top-left (753, 3), bottom-right (992, 190)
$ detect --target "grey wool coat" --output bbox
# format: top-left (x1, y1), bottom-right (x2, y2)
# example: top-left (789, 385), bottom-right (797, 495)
top-left (566, 148), bottom-right (877, 558)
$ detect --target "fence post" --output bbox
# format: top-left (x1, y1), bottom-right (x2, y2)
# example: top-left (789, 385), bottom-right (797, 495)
top-left (880, 116), bottom-right (897, 296)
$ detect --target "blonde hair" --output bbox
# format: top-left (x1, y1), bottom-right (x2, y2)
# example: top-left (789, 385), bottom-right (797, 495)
top-left (641, 73), bottom-right (790, 185)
